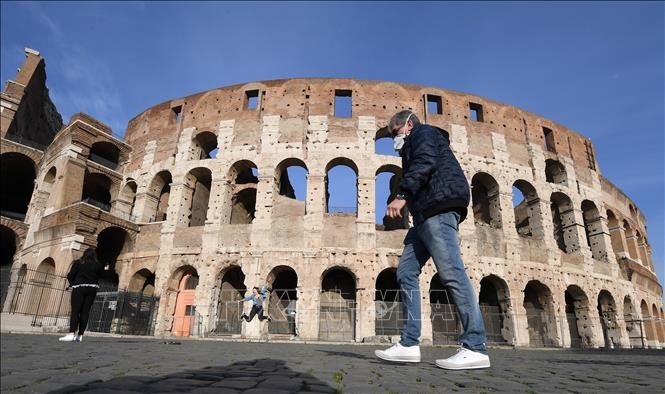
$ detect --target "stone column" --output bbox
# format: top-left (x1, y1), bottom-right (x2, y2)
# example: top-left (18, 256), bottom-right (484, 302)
top-left (356, 175), bottom-right (376, 250)
top-left (304, 174), bottom-right (325, 248)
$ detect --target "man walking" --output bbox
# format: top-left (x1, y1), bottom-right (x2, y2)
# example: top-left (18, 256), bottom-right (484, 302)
top-left (375, 110), bottom-right (490, 370)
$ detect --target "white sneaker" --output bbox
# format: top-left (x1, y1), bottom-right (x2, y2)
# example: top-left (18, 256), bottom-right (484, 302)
top-left (75, 335), bottom-right (83, 342)
top-left (58, 333), bottom-right (77, 342)
top-left (375, 343), bottom-right (421, 363)
top-left (435, 347), bottom-right (490, 370)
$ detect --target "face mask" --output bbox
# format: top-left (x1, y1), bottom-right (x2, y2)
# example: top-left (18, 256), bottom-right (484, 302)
top-left (393, 112), bottom-right (413, 152)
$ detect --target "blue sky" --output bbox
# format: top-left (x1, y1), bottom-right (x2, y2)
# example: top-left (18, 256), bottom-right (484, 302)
top-left (2, 2), bottom-right (663, 292)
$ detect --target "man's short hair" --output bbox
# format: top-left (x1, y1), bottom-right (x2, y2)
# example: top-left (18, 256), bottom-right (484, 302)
top-left (388, 110), bottom-right (420, 136)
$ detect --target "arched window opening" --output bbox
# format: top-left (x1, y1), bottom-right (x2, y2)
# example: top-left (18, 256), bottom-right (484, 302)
top-left (89, 141), bottom-right (120, 170)
top-left (623, 221), bottom-right (638, 260)
top-left (550, 192), bottom-right (579, 253)
top-left (0, 152), bottom-right (36, 220)
top-left (325, 159), bottom-right (358, 216)
top-left (171, 267), bottom-right (199, 337)
top-left (320, 268), bottom-right (356, 341)
top-left (273, 159), bottom-right (307, 217)
top-left (581, 200), bottom-right (606, 261)
top-left (512, 180), bottom-right (542, 238)
top-left (479, 275), bottom-right (512, 344)
top-left (623, 296), bottom-right (641, 348)
top-left (564, 285), bottom-right (593, 348)
top-left (81, 172), bottom-right (112, 211)
top-left (117, 180), bottom-right (137, 219)
top-left (374, 126), bottom-right (399, 157)
top-left (183, 168), bottom-right (212, 227)
top-left (192, 131), bottom-right (218, 159)
top-left (230, 162), bottom-right (258, 224)
top-left (606, 210), bottom-right (624, 256)
top-left (471, 173), bottom-right (502, 228)
top-left (376, 166), bottom-right (408, 230)
top-left (545, 159), bottom-right (567, 186)
top-left (597, 290), bottom-right (619, 348)
top-left (146, 171), bottom-right (172, 222)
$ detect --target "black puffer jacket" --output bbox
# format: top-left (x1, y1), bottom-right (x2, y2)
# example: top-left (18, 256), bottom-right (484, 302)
top-left (398, 123), bottom-right (470, 225)
top-left (67, 259), bottom-right (105, 286)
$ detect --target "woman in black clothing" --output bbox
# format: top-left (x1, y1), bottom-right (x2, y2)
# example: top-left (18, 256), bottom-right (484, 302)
top-left (59, 248), bottom-right (109, 342)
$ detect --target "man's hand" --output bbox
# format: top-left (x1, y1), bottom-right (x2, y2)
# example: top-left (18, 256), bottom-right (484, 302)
top-left (386, 199), bottom-right (407, 218)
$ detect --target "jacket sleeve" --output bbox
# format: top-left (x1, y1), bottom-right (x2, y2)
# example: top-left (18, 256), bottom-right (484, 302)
top-left (243, 294), bottom-right (253, 301)
top-left (67, 261), bottom-right (80, 286)
top-left (399, 127), bottom-right (438, 196)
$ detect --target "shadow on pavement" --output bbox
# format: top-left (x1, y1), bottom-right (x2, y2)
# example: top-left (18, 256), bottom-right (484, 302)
top-left (47, 358), bottom-right (337, 393)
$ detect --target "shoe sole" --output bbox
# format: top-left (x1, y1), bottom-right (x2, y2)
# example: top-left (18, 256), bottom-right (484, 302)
top-left (375, 351), bottom-right (420, 363)
top-left (435, 361), bottom-right (490, 370)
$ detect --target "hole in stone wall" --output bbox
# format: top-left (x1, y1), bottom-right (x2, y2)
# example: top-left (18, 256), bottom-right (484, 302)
top-left (426, 94), bottom-right (443, 115)
top-left (334, 90), bottom-right (352, 118)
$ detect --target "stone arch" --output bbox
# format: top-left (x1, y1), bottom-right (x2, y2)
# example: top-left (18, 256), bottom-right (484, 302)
top-left (266, 265), bottom-right (298, 335)
top-left (471, 172), bottom-right (502, 228)
top-left (81, 171), bottom-right (112, 211)
top-left (229, 160), bottom-right (258, 224)
top-left (523, 280), bottom-right (557, 347)
top-left (375, 165), bottom-right (408, 230)
top-left (640, 300), bottom-right (655, 344)
top-left (22, 258), bottom-right (60, 317)
top-left (320, 267), bottom-right (357, 341)
top-left (623, 220), bottom-right (638, 260)
top-left (597, 290), bottom-right (620, 348)
top-left (33, 166), bottom-right (58, 213)
top-left (581, 200), bottom-right (607, 261)
top-left (606, 210), bottom-right (625, 256)
top-left (166, 265), bottom-right (199, 337)
top-left (128, 268), bottom-right (155, 296)
top-left (117, 179), bottom-right (137, 219)
top-left (0, 152), bottom-right (37, 220)
top-left (97, 226), bottom-right (132, 290)
top-left (545, 159), bottom-right (567, 185)
top-left (375, 268), bottom-right (401, 336)
top-left (273, 158), bottom-right (307, 216)
top-left (325, 157), bottom-right (359, 216)
top-left (479, 275), bottom-right (513, 344)
top-left (145, 170), bottom-right (172, 222)
top-left (0, 225), bottom-right (18, 309)
top-left (635, 230), bottom-right (649, 266)
top-left (180, 167), bottom-right (212, 227)
top-left (374, 126), bottom-right (398, 156)
top-left (191, 130), bottom-right (218, 160)
top-left (623, 296), bottom-right (641, 348)
top-left (550, 192), bottom-right (579, 253)
top-left (653, 304), bottom-right (665, 343)
top-left (89, 141), bottom-right (120, 170)
top-left (564, 285), bottom-right (594, 348)
top-left (512, 179), bottom-right (543, 238)
top-left (212, 265), bottom-right (246, 335)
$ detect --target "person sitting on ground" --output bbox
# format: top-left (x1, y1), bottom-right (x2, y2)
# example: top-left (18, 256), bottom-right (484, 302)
top-left (240, 286), bottom-right (272, 322)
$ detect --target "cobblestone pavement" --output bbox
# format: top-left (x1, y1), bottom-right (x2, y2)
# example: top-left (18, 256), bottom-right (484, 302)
top-left (1, 333), bottom-right (663, 393)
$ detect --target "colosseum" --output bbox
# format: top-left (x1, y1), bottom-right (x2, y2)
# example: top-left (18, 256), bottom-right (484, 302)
top-left (1, 48), bottom-right (663, 348)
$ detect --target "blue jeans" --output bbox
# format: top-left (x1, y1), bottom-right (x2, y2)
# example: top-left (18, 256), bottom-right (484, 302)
top-left (397, 211), bottom-right (487, 352)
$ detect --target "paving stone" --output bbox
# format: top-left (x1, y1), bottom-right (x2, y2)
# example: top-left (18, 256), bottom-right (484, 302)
top-left (210, 378), bottom-right (259, 390)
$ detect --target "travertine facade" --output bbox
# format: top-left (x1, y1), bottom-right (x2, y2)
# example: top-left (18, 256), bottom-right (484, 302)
top-left (1, 49), bottom-right (663, 348)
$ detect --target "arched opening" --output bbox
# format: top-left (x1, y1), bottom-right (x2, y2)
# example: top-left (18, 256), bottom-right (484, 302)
top-left (430, 274), bottom-right (459, 345)
top-left (128, 269), bottom-right (156, 296)
top-left (652, 304), bottom-right (664, 343)
top-left (640, 300), bottom-right (655, 344)
top-left (512, 180), bottom-right (543, 238)
top-left (564, 285), bottom-right (593, 348)
top-left (181, 167), bottom-right (212, 227)
top-left (119, 269), bottom-right (157, 335)
top-left (597, 290), bottom-right (619, 348)
top-left (545, 159), bottom-right (567, 185)
top-left (96, 226), bottom-right (131, 291)
top-left (33, 166), bottom-right (57, 213)
top-left (273, 158), bottom-right (307, 215)
top-left (81, 172), bottom-right (112, 211)
top-left (0, 152), bottom-right (36, 220)
top-left (479, 275), bottom-right (512, 344)
top-left (374, 126), bottom-right (398, 157)
top-left (623, 296), bottom-right (641, 348)
top-left (192, 131), bottom-right (218, 159)
top-left (606, 210), bottom-right (624, 256)
top-left (325, 158), bottom-right (358, 216)
top-left (266, 266), bottom-right (298, 335)
top-left (117, 180), bottom-right (137, 219)
top-left (212, 266), bottom-right (246, 335)
top-left (471, 172), bottom-right (502, 228)
top-left (26, 258), bottom-right (57, 318)
top-left (229, 161), bottom-right (258, 224)
top-left (319, 268), bottom-right (356, 341)
top-left (146, 171), bottom-right (172, 222)
top-left (0, 226), bottom-right (18, 309)
top-left (623, 221), bottom-right (638, 260)
top-left (550, 192), bottom-right (579, 253)
top-left (581, 200), bottom-right (606, 261)
top-left (170, 268), bottom-right (199, 337)
top-left (523, 280), bottom-right (556, 347)
top-left (375, 165), bottom-right (408, 230)
top-left (635, 231), bottom-right (648, 265)
top-left (375, 268), bottom-right (402, 336)
top-left (89, 141), bottom-right (120, 170)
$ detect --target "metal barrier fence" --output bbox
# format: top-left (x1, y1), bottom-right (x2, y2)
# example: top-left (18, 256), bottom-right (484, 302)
top-left (3, 268), bottom-right (158, 335)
